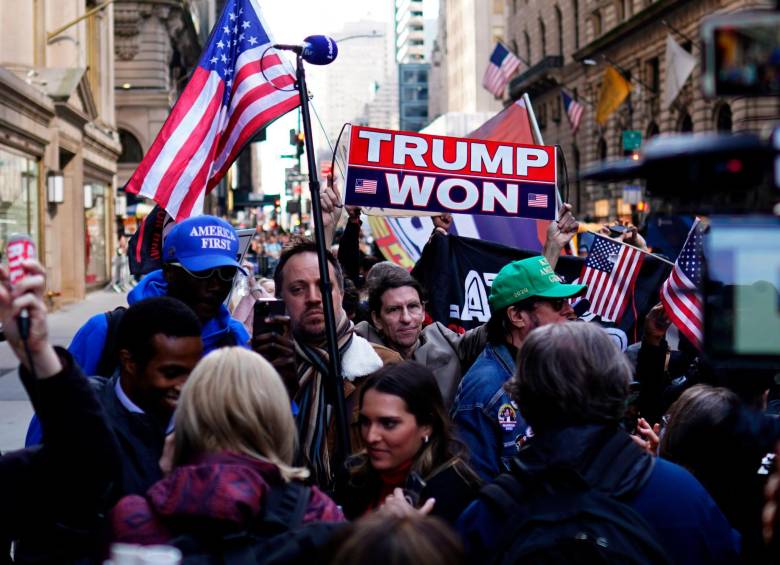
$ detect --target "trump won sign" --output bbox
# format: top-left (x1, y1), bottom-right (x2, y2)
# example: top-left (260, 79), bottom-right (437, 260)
top-left (344, 126), bottom-right (557, 221)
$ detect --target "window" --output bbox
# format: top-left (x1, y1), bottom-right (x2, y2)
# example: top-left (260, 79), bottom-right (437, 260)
top-left (646, 121), bottom-right (660, 138)
top-left (615, 0), bottom-right (625, 22)
top-left (591, 10), bottom-right (602, 37)
top-left (597, 137), bottom-right (608, 161)
top-left (715, 103), bottom-right (732, 132)
top-left (539, 18), bottom-right (547, 57)
top-left (118, 129), bottom-right (143, 163)
top-left (572, 0), bottom-right (580, 49)
top-left (524, 30), bottom-right (531, 64)
top-left (0, 146), bottom-right (39, 249)
top-left (677, 111), bottom-right (693, 132)
top-left (555, 5), bottom-right (564, 56)
top-left (404, 105), bottom-right (428, 118)
top-left (645, 57), bottom-right (659, 93)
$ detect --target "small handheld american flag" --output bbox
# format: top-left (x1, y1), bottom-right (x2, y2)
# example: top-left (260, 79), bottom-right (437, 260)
top-left (661, 219), bottom-right (704, 348)
top-left (579, 234), bottom-right (646, 323)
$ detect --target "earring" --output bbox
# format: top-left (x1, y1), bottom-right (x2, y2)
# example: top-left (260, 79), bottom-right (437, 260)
top-left (423, 435), bottom-right (429, 444)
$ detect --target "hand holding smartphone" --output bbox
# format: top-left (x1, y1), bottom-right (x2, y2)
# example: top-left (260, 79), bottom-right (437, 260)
top-left (5, 234), bottom-right (37, 339)
top-left (252, 298), bottom-right (287, 337)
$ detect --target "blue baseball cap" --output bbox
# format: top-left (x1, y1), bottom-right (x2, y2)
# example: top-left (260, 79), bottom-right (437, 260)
top-left (162, 215), bottom-right (245, 274)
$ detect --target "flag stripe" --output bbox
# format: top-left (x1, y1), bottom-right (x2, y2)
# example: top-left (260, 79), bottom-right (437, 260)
top-left (128, 67), bottom-right (211, 197)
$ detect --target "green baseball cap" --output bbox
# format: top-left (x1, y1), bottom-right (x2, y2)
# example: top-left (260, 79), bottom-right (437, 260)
top-left (488, 256), bottom-right (587, 312)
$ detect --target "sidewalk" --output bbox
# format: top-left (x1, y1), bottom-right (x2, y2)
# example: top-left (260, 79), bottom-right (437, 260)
top-left (0, 289), bottom-right (128, 452)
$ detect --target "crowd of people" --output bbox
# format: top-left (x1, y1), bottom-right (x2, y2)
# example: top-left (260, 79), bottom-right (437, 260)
top-left (1, 194), bottom-right (780, 564)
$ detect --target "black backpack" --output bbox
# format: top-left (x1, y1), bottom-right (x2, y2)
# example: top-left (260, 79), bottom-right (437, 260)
top-left (480, 431), bottom-right (671, 565)
top-left (169, 480), bottom-right (344, 565)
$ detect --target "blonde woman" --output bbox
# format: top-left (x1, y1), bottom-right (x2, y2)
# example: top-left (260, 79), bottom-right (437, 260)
top-left (110, 347), bottom-right (344, 546)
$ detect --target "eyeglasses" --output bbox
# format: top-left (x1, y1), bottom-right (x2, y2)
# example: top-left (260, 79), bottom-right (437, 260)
top-left (171, 263), bottom-right (237, 282)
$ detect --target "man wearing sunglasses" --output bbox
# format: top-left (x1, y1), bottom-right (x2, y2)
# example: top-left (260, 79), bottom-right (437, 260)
top-left (67, 215), bottom-right (249, 377)
top-left (451, 255), bottom-right (586, 481)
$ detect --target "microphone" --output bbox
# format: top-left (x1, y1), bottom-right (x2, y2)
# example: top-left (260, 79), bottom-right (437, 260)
top-left (274, 35), bottom-right (338, 65)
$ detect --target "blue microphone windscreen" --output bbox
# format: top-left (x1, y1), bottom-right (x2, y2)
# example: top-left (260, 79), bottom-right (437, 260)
top-left (302, 35), bottom-right (338, 65)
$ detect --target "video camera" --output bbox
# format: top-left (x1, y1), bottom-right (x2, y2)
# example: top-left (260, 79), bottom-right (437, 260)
top-left (580, 9), bottom-right (780, 371)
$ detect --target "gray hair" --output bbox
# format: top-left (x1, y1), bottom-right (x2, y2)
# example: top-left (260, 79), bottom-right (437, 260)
top-left (506, 322), bottom-right (632, 432)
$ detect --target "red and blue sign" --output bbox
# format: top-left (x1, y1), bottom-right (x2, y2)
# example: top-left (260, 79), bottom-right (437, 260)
top-left (344, 126), bottom-right (557, 221)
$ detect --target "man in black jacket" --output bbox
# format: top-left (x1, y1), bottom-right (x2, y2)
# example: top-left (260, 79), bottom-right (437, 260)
top-left (94, 295), bottom-right (203, 496)
top-left (0, 260), bottom-right (120, 563)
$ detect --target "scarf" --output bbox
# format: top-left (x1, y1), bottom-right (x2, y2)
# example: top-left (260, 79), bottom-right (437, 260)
top-left (294, 314), bottom-right (355, 487)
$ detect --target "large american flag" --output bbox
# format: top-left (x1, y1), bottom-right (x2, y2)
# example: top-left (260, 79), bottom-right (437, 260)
top-left (660, 219), bottom-right (704, 348)
top-left (125, 0), bottom-right (299, 220)
top-left (580, 234), bottom-right (646, 322)
top-left (561, 90), bottom-right (584, 135)
top-left (482, 43), bottom-right (521, 98)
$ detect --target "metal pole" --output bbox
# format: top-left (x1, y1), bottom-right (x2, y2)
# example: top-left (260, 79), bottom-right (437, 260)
top-left (295, 54), bottom-right (351, 484)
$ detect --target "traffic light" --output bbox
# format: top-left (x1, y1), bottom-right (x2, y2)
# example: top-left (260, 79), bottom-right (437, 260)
top-left (295, 131), bottom-right (305, 158)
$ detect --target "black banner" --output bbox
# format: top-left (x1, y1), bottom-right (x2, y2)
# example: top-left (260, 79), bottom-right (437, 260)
top-left (412, 234), bottom-right (670, 341)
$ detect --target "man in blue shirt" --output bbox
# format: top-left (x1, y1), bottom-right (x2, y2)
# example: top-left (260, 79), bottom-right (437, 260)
top-left (451, 255), bottom-right (586, 480)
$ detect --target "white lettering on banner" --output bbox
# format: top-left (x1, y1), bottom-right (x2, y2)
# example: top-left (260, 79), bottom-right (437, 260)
top-left (386, 173), bottom-right (436, 207)
top-left (450, 271), bottom-right (498, 322)
top-left (393, 135), bottom-right (428, 167)
top-left (358, 129), bottom-right (392, 162)
top-left (483, 182), bottom-right (519, 213)
top-left (460, 270), bottom-right (491, 322)
top-left (437, 178), bottom-right (479, 211)
top-left (431, 139), bottom-right (468, 171)
top-left (516, 147), bottom-right (549, 176)
top-left (470, 144), bottom-right (513, 175)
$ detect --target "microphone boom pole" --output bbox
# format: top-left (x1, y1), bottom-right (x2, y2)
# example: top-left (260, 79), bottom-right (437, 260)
top-left (294, 52), bottom-right (351, 487)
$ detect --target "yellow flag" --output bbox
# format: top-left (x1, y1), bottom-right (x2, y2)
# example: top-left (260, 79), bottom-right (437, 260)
top-left (595, 66), bottom-right (631, 125)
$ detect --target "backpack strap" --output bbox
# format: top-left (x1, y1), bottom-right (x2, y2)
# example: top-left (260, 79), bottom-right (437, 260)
top-left (95, 307), bottom-right (127, 377)
top-left (479, 471), bottom-right (529, 519)
top-left (215, 481), bottom-right (312, 565)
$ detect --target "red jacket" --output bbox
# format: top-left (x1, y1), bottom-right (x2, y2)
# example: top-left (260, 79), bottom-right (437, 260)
top-left (111, 451), bottom-right (344, 545)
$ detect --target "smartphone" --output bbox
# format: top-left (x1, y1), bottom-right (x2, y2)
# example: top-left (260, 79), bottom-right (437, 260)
top-left (403, 471), bottom-right (428, 508)
top-left (253, 298), bottom-right (287, 337)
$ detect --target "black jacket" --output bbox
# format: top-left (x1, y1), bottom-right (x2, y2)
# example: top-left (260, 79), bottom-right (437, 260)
top-left (340, 457), bottom-right (481, 524)
top-left (90, 374), bottom-right (168, 497)
top-left (2, 349), bottom-right (120, 563)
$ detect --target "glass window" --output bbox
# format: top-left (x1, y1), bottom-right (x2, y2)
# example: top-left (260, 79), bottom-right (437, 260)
top-left (84, 182), bottom-right (108, 285)
top-left (0, 146), bottom-right (39, 254)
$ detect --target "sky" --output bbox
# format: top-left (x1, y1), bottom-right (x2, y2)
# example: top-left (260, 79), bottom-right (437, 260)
top-left (256, 0), bottom-right (392, 197)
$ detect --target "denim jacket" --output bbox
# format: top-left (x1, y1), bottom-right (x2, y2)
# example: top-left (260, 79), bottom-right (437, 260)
top-left (451, 342), bottom-right (527, 481)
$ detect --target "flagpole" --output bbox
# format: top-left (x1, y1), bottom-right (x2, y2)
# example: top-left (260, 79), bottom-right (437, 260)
top-left (586, 231), bottom-right (675, 266)
top-left (295, 53), bottom-right (351, 486)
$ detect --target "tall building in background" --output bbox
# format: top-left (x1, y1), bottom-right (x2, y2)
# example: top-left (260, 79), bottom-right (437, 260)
top-left (437, 0), bottom-right (506, 114)
top-left (395, 0), bottom-right (430, 131)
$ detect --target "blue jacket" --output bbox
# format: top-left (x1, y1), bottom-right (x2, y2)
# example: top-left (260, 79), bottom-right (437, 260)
top-left (457, 426), bottom-right (741, 565)
top-left (451, 342), bottom-right (527, 481)
top-left (25, 270), bottom-right (249, 446)
top-left (69, 270), bottom-right (249, 375)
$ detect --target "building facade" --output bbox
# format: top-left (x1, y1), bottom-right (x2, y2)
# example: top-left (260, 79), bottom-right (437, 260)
top-left (396, 0), bottom-right (431, 131)
top-left (504, 0), bottom-right (778, 220)
top-left (0, 0), bottom-right (121, 301)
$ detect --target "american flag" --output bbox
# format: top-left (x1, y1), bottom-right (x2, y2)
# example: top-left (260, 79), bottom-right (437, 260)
top-left (354, 178), bottom-right (377, 195)
top-left (125, 0), bottom-right (299, 220)
top-left (580, 234), bottom-right (646, 322)
top-left (482, 43), bottom-right (522, 98)
top-left (660, 219), bottom-right (704, 348)
top-left (561, 90), bottom-right (584, 135)
top-left (527, 193), bottom-right (548, 208)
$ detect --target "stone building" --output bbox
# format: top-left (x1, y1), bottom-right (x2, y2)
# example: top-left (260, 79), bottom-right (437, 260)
top-left (504, 0), bottom-right (778, 220)
top-left (0, 0), bottom-right (121, 301)
top-left (113, 1), bottom-right (204, 190)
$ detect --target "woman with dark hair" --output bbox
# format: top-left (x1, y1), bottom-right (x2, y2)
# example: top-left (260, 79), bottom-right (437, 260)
top-left (659, 385), bottom-right (770, 562)
top-left (339, 361), bottom-right (481, 523)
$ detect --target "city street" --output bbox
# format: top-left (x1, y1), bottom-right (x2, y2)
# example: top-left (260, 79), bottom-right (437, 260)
top-left (0, 290), bottom-right (128, 453)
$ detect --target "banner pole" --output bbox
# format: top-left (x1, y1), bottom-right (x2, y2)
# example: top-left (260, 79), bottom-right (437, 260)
top-left (523, 92), bottom-right (565, 224)
top-left (295, 53), bottom-right (351, 488)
